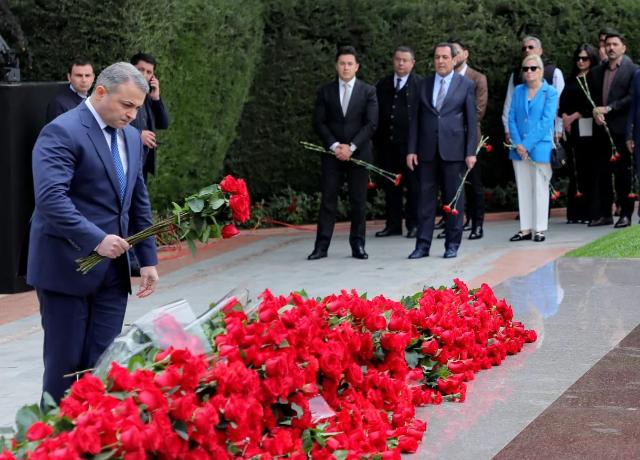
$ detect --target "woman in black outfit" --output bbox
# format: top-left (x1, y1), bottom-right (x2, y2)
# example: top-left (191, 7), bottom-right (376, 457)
top-left (559, 43), bottom-right (600, 223)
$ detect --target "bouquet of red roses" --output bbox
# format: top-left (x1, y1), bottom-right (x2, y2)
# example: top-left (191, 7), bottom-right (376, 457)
top-left (76, 175), bottom-right (251, 274)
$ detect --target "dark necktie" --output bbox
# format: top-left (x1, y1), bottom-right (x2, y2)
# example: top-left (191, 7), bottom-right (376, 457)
top-left (395, 77), bottom-right (402, 92)
top-left (105, 126), bottom-right (126, 202)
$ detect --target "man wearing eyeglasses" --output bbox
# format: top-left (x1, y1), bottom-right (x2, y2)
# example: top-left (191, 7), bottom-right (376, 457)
top-left (501, 36), bottom-right (564, 145)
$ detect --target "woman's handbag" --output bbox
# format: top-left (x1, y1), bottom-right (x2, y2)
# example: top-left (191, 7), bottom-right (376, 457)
top-left (551, 142), bottom-right (567, 170)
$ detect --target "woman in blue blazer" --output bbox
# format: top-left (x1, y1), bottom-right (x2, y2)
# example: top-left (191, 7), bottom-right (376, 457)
top-left (508, 54), bottom-right (558, 242)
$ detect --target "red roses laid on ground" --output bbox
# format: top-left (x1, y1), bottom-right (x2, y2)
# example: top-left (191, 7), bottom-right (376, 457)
top-left (1, 279), bottom-right (536, 459)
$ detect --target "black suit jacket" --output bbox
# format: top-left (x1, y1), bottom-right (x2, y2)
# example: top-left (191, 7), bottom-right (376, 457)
top-left (313, 79), bottom-right (378, 162)
top-left (374, 72), bottom-right (422, 148)
top-left (409, 73), bottom-right (477, 162)
top-left (45, 85), bottom-right (85, 123)
top-left (589, 55), bottom-right (639, 134)
top-left (130, 96), bottom-right (170, 175)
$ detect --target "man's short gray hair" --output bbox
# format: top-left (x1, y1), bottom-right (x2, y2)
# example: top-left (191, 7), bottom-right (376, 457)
top-left (522, 35), bottom-right (542, 49)
top-left (95, 62), bottom-right (149, 94)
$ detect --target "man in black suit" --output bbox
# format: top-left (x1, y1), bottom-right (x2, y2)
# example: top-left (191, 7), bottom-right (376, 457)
top-left (407, 43), bottom-right (477, 259)
top-left (374, 46), bottom-right (421, 239)
top-left (45, 57), bottom-right (94, 123)
top-left (130, 52), bottom-right (170, 182)
top-left (589, 30), bottom-right (639, 228)
top-left (308, 46), bottom-right (378, 260)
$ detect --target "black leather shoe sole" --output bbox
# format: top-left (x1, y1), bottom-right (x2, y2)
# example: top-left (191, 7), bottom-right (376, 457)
top-left (533, 232), bottom-right (546, 242)
top-left (468, 228), bottom-right (483, 240)
top-left (408, 248), bottom-right (429, 259)
top-left (352, 250), bottom-right (369, 259)
top-left (614, 217), bottom-right (631, 228)
top-left (307, 251), bottom-right (327, 260)
top-left (375, 228), bottom-right (402, 237)
top-left (443, 249), bottom-right (458, 258)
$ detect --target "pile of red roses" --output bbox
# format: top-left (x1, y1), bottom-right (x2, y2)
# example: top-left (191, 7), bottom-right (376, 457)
top-left (220, 175), bottom-right (251, 238)
top-left (1, 279), bottom-right (536, 459)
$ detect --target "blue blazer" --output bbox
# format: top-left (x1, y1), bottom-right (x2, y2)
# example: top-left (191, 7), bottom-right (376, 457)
top-left (408, 72), bottom-right (477, 161)
top-left (27, 102), bottom-right (158, 296)
top-left (508, 81), bottom-right (558, 163)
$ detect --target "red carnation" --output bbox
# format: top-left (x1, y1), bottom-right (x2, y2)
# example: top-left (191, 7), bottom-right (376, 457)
top-left (220, 175), bottom-right (247, 196)
top-left (367, 181), bottom-right (377, 190)
top-left (230, 194), bottom-right (251, 223)
top-left (451, 208), bottom-right (459, 216)
top-left (26, 421), bottom-right (53, 441)
top-left (394, 174), bottom-right (402, 186)
top-left (221, 224), bottom-right (240, 239)
top-left (442, 205), bottom-right (452, 214)
top-left (575, 191), bottom-right (583, 198)
top-left (485, 144), bottom-right (493, 153)
top-left (628, 193), bottom-right (638, 200)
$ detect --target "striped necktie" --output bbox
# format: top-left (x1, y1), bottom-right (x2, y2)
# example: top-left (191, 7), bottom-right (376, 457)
top-left (105, 126), bottom-right (126, 202)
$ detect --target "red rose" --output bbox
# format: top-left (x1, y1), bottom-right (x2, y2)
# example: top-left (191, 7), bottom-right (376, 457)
top-left (421, 338), bottom-right (439, 356)
top-left (394, 174), bottom-right (402, 186)
top-left (221, 224), bottom-right (240, 239)
top-left (220, 175), bottom-right (242, 194)
top-left (230, 194), bottom-right (251, 223)
top-left (451, 208), bottom-right (459, 216)
top-left (575, 191), bottom-right (583, 198)
top-left (26, 421), bottom-right (53, 441)
top-left (485, 144), bottom-right (493, 153)
top-left (442, 205), bottom-right (452, 214)
top-left (367, 181), bottom-right (377, 190)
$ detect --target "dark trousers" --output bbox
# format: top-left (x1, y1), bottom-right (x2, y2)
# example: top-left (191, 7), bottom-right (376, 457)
top-left (38, 260), bottom-right (128, 403)
top-left (590, 130), bottom-right (633, 220)
top-left (565, 136), bottom-right (591, 222)
top-left (464, 160), bottom-right (485, 227)
top-left (314, 155), bottom-right (368, 251)
top-left (415, 155), bottom-right (466, 251)
top-left (379, 142), bottom-right (418, 231)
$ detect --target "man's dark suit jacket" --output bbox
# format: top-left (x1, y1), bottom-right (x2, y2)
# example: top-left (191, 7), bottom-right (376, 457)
top-left (409, 73), bottom-right (477, 160)
top-left (130, 96), bottom-right (170, 176)
top-left (374, 72), bottom-right (422, 148)
top-left (589, 55), bottom-right (639, 134)
top-left (313, 79), bottom-right (378, 162)
top-left (45, 85), bottom-right (85, 123)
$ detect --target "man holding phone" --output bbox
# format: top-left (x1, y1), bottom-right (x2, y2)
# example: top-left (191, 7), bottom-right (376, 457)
top-left (130, 52), bottom-right (170, 182)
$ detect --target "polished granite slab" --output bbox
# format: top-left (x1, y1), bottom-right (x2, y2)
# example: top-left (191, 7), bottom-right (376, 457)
top-left (408, 258), bottom-right (640, 460)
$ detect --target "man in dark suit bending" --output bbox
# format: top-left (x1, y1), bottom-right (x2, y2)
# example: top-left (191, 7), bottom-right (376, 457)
top-left (407, 42), bottom-right (477, 259)
top-left (28, 62), bottom-right (159, 403)
top-left (45, 57), bottom-right (94, 123)
top-left (308, 46), bottom-right (378, 260)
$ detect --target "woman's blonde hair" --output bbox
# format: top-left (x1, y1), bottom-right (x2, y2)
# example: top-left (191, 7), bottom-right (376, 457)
top-left (521, 55), bottom-right (545, 82)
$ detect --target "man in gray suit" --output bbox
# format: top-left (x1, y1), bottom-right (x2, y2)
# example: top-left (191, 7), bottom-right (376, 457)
top-left (407, 43), bottom-right (477, 259)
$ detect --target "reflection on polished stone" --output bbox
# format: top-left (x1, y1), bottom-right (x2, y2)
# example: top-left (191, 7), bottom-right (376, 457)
top-left (407, 258), bottom-right (640, 460)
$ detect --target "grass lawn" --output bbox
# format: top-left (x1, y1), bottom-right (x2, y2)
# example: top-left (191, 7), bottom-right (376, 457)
top-left (567, 224), bottom-right (640, 258)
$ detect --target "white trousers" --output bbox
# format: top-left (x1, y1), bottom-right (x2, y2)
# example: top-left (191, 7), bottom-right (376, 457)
top-left (513, 160), bottom-right (551, 232)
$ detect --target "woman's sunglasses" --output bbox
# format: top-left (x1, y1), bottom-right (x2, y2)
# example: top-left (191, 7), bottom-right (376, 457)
top-left (577, 56), bottom-right (590, 62)
top-left (521, 66), bottom-right (539, 72)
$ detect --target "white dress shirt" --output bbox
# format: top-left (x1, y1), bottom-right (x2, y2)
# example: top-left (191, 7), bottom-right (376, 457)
top-left (85, 98), bottom-right (128, 174)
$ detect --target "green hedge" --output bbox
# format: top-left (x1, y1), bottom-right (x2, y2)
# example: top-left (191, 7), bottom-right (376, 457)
top-left (225, 0), bottom-right (640, 199)
top-left (10, 0), bottom-right (264, 209)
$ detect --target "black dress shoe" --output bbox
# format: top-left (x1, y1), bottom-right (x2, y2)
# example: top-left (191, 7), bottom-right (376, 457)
top-left (588, 217), bottom-right (613, 227)
top-left (434, 218), bottom-right (446, 230)
top-left (406, 227), bottom-right (418, 238)
top-left (307, 249), bottom-right (327, 260)
top-left (509, 232), bottom-right (532, 242)
top-left (436, 230), bottom-right (446, 239)
top-left (468, 227), bottom-right (483, 240)
top-left (351, 246), bottom-right (368, 259)
top-left (614, 216), bottom-right (631, 228)
top-left (443, 247), bottom-right (458, 258)
top-left (375, 227), bottom-right (402, 237)
top-left (408, 246), bottom-right (430, 259)
top-left (533, 232), bottom-right (546, 242)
